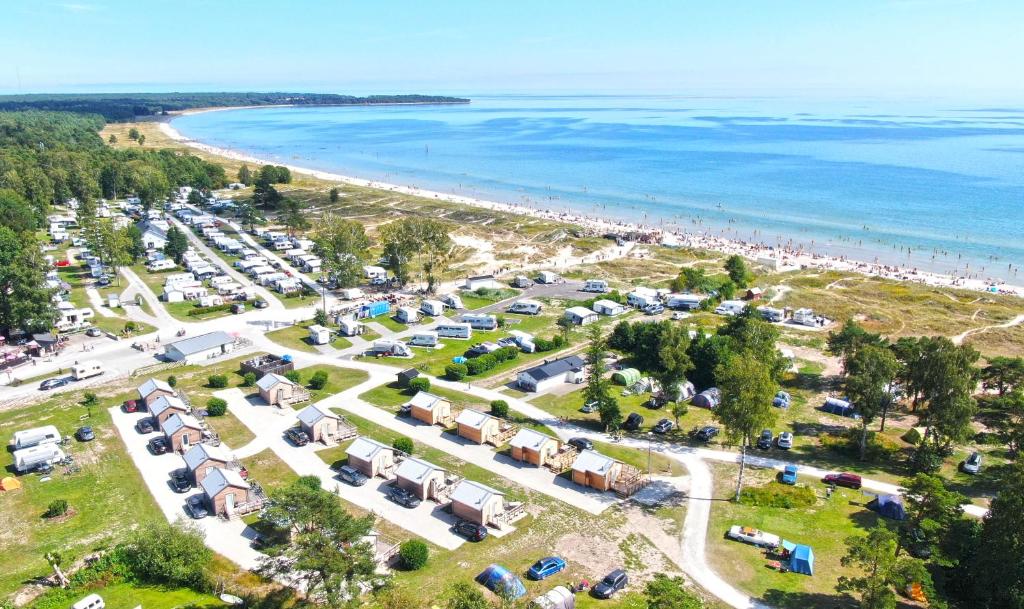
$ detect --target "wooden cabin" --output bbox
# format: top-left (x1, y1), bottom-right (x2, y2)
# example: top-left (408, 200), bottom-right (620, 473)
top-left (257, 373), bottom-right (297, 406)
top-left (571, 450), bottom-right (623, 492)
top-left (163, 413), bottom-right (203, 453)
top-left (394, 457), bottom-right (447, 500)
top-left (151, 395), bottom-right (189, 428)
top-left (345, 436), bottom-right (396, 478)
top-left (450, 480), bottom-right (505, 526)
top-left (200, 467), bottom-right (251, 517)
top-left (509, 428), bottom-right (561, 466)
top-left (296, 403), bottom-right (353, 444)
top-left (455, 409), bottom-right (502, 445)
top-left (182, 442), bottom-right (231, 484)
top-left (137, 378), bottom-right (176, 408)
top-left (407, 391), bottom-right (453, 426)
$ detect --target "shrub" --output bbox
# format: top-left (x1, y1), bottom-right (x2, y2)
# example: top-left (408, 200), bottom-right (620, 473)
top-left (738, 484), bottom-right (816, 509)
top-left (241, 372), bottom-right (257, 387)
top-left (207, 374), bottom-right (228, 388)
top-left (285, 370), bottom-right (301, 384)
top-left (206, 397), bottom-right (228, 416)
top-left (43, 499), bottom-right (69, 518)
top-left (187, 303), bottom-right (232, 317)
top-left (398, 540), bottom-right (429, 570)
top-left (393, 437), bottom-right (414, 454)
top-left (445, 363), bottom-right (468, 381)
top-left (123, 321), bottom-right (138, 333)
top-left (167, 375), bottom-right (178, 388)
top-left (313, 308), bottom-right (329, 326)
top-left (465, 357), bottom-right (488, 376)
top-left (309, 370), bottom-right (329, 390)
top-left (81, 392), bottom-right (98, 406)
top-left (490, 400), bottom-right (510, 418)
top-left (408, 377), bottom-right (431, 393)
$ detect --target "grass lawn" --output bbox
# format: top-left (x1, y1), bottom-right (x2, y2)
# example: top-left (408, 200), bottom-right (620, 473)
top-left (375, 315), bottom-right (409, 332)
top-left (164, 300), bottom-right (233, 322)
top-left (265, 323), bottom-right (320, 354)
top-left (358, 381), bottom-right (489, 414)
top-left (29, 581), bottom-right (226, 609)
top-left (280, 291), bottom-right (321, 309)
top-left (244, 448), bottom-right (299, 492)
top-left (292, 364), bottom-right (370, 403)
top-left (205, 411), bottom-right (256, 450)
top-left (89, 314), bottom-right (156, 337)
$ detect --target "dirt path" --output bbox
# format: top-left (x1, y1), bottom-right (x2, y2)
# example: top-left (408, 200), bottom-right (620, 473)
top-left (952, 313), bottom-right (1024, 345)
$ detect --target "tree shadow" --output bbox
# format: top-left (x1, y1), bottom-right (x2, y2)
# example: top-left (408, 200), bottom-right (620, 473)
top-left (759, 589), bottom-right (859, 609)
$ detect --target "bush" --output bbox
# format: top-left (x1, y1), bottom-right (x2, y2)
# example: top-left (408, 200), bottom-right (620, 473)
top-left (81, 392), bottom-right (98, 406)
top-left (408, 377), bottom-right (431, 393)
top-left (167, 375), bottom-right (177, 388)
top-left (285, 370), bottom-right (301, 384)
top-left (206, 397), bottom-right (228, 416)
top-left (738, 484), bottom-right (816, 508)
top-left (445, 363), bottom-right (468, 381)
top-left (309, 370), bottom-right (329, 390)
top-left (207, 374), bottom-right (228, 388)
top-left (241, 372), bottom-right (257, 387)
top-left (313, 308), bottom-right (329, 326)
top-left (490, 400), bottom-right (510, 418)
top-left (123, 321), bottom-right (138, 333)
top-left (187, 303), bottom-right (232, 317)
top-left (398, 540), bottom-right (429, 570)
top-left (43, 499), bottom-right (69, 518)
top-left (393, 437), bottom-right (414, 454)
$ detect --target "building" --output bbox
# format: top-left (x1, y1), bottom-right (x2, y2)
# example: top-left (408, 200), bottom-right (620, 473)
top-left (393, 457), bottom-right (447, 500)
top-left (455, 409), bottom-right (502, 445)
top-left (396, 368), bottom-right (420, 387)
top-left (240, 354), bottom-right (294, 380)
top-left (257, 373), bottom-right (297, 406)
top-left (464, 274), bottom-right (502, 291)
top-left (137, 378), bottom-right (176, 408)
top-left (563, 306), bottom-right (598, 325)
top-left (151, 395), bottom-right (189, 427)
top-left (183, 443), bottom-right (232, 484)
top-left (296, 403), bottom-right (353, 444)
top-left (450, 480), bottom-right (506, 526)
top-left (407, 391), bottom-right (453, 426)
top-left (571, 450), bottom-right (623, 492)
top-left (308, 324), bottom-right (331, 345)
top-left (163, 413), bottom-right (203, 453)
top-left (516, 355), bottom-right (586, 393)
top-left (345, 436), bottom-right (397, 478)
top-left (509, 428), bottom-right (561, 466)
top-left (138, 220), bottom-right (168, 249)
top-left (200, 467), bottom-right (251, 517)
top-left (592, 299), bottom-right (627, 316)
top-left (627, 287), bottom-right (660, 308)
top-left (744, 287), bottom-right (764, 301)
top-left (164, 331), bottom-right (235, 364)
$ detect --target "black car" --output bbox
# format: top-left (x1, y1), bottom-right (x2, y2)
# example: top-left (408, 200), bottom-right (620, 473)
top-left (148, 436), bottom-right (170, 455)
top-left (453, 520), bottom-right (488, 542)
top-left (652, 419), bottom-right (674, 434)
top-left (170, 469), bottom-right (192, 493)
top-left (231, 303), bottom-right (246, 314)
top-left (186, 495), bottom-right (209, 519)
top-left (135, 418), bottom-right (156, 434)
top-left (593, 569), bottom-right (628, 599)
top-left (386, 485), bottom-right (422, 508)
top-left (692, 426), bottom-right (719, 442)
top-left (338, 465), bottom-right (368, 486)
top-left (284, 428), bottom-right (310, 446)
top-left (39, 377), bottom-right (69, 391)
top-left (568, 437), bottom-right (594, 452)
top-left (75, 426), bottom-right (95, 442)
top-left (623, 413), bottom-right (644, 431)
top-left (757, 429), bottom-right (773, 449)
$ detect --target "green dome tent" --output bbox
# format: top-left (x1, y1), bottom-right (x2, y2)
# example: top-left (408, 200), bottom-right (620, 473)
top-left (612, 368), bottom-right (641, 386)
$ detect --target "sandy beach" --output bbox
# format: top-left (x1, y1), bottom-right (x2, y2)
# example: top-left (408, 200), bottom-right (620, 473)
top-left (159, 114), bottom-right (1024, 298)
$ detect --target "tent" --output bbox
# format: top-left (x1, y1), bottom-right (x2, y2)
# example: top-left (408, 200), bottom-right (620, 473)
top-left (867, 495), bottom-right (907, 521)
top-left (0, 476), bottom-right (22, 491)
top-left (477, 564), bottom-right (527, 600)
top-left (530, 586), bottom-right (575, 609)
top-left (782, 541), bottom-right (814, 575)
top-left (611, 368), bottom-right (641, 386)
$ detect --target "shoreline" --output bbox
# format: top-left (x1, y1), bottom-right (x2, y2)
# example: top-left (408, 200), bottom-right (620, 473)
top-left (159, 112), bottom-right (1024, 298)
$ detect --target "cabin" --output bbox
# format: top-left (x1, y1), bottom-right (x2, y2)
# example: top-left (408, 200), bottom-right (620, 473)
top-left (407, 391), bottom-right (453, 426)
top-left (164, 331), bottom-right (234, 364)
top-left (394, 457), bottom-right (447, 501)
top-left (592, 299), bottom-right (627, 316)
top-left (200, 467), bottom-right (251, 517)
top-left (395, 368), bottom-right (420, 388)
top-left (183, 443), bottom-right (232, 484)
top-left (571, 450), bottom-right (623, 492)
top-left (509, 428), bottom-right (561, 466)
top-left (465, 274), bottom-right (502, 291)
top-left (296, 403), bottom-right (354, 444)
top-left (455, 409), bottom-right (502, 445)
top-left (564, 306), bottom-right (598, 325)
top-left (451, 480), bottom-right (506, 527)
top-left (163, 413), bottom-right (203, 453)
top-left (151, 395), bottom-right (189, 427)
top-left (744, 287), bottom-right (764, 301)
top-left (516, 355), bottom-right (586, 393)
top-left (308, 324), bottom-right (331, 345)
top-left (257, 373), bottom-right (298, 406)
top-left (345, 436), bottom-right (397, 479)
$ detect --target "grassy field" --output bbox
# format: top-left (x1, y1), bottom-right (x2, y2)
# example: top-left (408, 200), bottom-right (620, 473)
top-left (30, 582), bottom-right (226, 609)
top-left (291, 364), bottom-right (369, 403)
top-left (243, 448), bottom-right (299, 492)
top-left (206, 411), bottom-right (256, 449)
top-left (265, 323), bottom-right (320, 354)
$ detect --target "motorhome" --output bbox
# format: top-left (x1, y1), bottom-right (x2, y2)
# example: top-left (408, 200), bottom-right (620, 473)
top-left (508, 299), bottom-right (543, 315)
top-left (714, 300), bottom-right (747, 316)
top-left (339, 319), bottom-right (364, 337)
top-left (583, 279), bottom-right (609, 293)
top-left (396, 306), bottom-right (420, 324)
top-left (72, 360), bottom-right (104, 380)
top-left (460, 314), bottom-right (498, 330)
top-left (12, 425), bottom-right (62, 450)
top-left (436, 323), bottom-right (473, 339)
top-left (409, 331), bottom-right (440, 347)
top-left (665, 293), bottom-right (707, 310)
top-left (792, 308), bottom-right (821, 327)
top-left (536, 270), bottom-right (560, 284)
top-left (757, 306), bottom-right (785, 322)
top-left (369, 340), bottom-right (412, 358)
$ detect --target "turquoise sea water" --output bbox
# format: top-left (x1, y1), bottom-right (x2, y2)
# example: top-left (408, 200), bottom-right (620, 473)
top-left (173, 95), bottom-right (1024, 281)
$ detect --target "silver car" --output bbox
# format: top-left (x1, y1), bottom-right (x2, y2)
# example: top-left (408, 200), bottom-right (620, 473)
top-left (776, 431), bottom-right (794, 449)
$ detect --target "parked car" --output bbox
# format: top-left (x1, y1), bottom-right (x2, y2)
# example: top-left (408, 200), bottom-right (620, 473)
top-left (39, 378), bottom-right (69, 391)
top-left (186, 495), bottom-right (208, 519)
top-left (284, 428), bottom-right (310, 446)
top-left (85, 327), bottom-right (103, 337)
top-left (780, 465), bottom-right (799, 485)
top-left (692, 426), bottom-right (719, 442)
top-left (74, 426), bottom-right (95, 442)
top-left (776, 431), bottom-right (794, 449)
top-left (170, 469), bottom-right (192, 493)
top-left (823, 472), bottom-right (862, 489)
top-left (231, 303), bottom-right (246, 314)
top-left (727, 525), bottom-right (781, 548)
top-left (338, 465), bottom-right (368, 486)
top-left (387, 485), bottom-right (421, 508)
top-left (568, 437), bottom-right (593, 452)
top-left (122, 399), bottom-right (142, 413)
top-left (147, 436), bottom-right (170, 455)
top-left (253, 299), bottom-right (269, 309)
top-left (757, 429), bottom-right (773, 449)
top-left (643, 304), bottom-right (664, 315)
top-left (592, 569), bottom-right (629, 599)
top-left (453, 520), bottom-right (488, 542)
top-left (580, 401), bottom-right (598, 414)
top-left (653, 419), bottom-right (674, 434)
top-left (961, 452), bottom-right (982, 474)
top-left (623, 413), bottom-right (644, 431)
top-left (527, 556), bottom-right (567, 580)
top-left (135, 418), bottom-right (156, 434)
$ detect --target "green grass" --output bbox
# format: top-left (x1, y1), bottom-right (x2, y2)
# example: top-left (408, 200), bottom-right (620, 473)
top-left (397, 327), bottom-right (577, 380)
top-left (205, 411), bottom-right (256, 449)
top-left (265, 323), bottom-right (320, 354)
top-left (40, 582), bottom-right (227, 609)
top-left (293, 364), bottom-right (370, 403)
top-left (280, 290), bottom-right (321, 309)
top-left (244, 448), bottom-right (299, 492)
top-left (89, 314), bottom-right (156, 337)
top-left (375, 315), bottom-right (409, 332)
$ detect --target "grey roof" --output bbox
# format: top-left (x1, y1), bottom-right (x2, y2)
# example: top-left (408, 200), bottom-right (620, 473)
top-left (163, 412), bottom-right (202, 436)
top-left (167, 331), bottom-right (233, 356)
top-left (455, 409), bottom-right (494, 430)
top-left (509, 427), bottom-right (557, 451)
top-left (521, 355), bottom-right (585, 382)
top-left (451, 479), bottom-right (503, 507)
top-left (183, 443), bottom-right (230, 471)
top-left (572, 449), bottom-right (618, 475)
top-left (200, 467), bottom-right (249, 496)
top-left (256, 372), bottom-right (294, 392)
top-left (395, 457), bottom-right (444, 483)
top-left (346, 436), bottom-right (392, 461)
top-left (138, 378), bottom-right (174, 399)
top-left (150, 395), bottom-right (188, 418)
top-left (297, 403), bottom-right (339, 426)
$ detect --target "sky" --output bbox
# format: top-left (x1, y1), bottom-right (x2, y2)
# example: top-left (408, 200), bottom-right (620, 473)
top-left (2, 0), bottom-right (1023, 99)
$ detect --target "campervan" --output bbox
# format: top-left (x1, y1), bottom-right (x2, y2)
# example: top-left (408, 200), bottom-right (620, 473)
top-left (436, 323), bottom-right (473, 339)
top-left (583, 279), bottom-right (609, 293)
top-left (757, 306), bottom-right (785, 322)
top-left (460, 314), bottom-right (498, 330)
top-left (508, 299), bottom-right (543, 315)
top-left (370, 340), bottom-right (412, 357)
top-left (714, 300), bottom-right (747, 316)
top-left (12, 425), bottom-right (62, 450)
top-left (536, 270), bottom-right (560, 284)
top-left (665, 293), bottom-right (706, 310)
top-left (71, 361), bottom-right (104, 380)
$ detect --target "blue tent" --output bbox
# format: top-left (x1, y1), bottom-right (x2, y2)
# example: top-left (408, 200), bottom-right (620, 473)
top-left (477, 564), bottom-right (527, 600)
top-left (867, 495), bottom-right (907, 521)
top-left (782, 541), bottom-right (814, 576)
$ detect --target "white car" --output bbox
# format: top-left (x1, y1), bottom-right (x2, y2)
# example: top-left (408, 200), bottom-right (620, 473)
top-left (727, 525), bottom-right (780, 548)
top-left (777, 431), bottom-right (794, 449)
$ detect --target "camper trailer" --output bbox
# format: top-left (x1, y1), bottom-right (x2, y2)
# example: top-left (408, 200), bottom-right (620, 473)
top-left (583, 279), bottom-right (609, 293)
top-left (72, 361), bottom-right (104, 380)
top-left (339, 288), bottom-right (364, 300)
top-left (370, 340), bottom-right (412, 357)
top-left (536, 270), bottom-right (560, 284)
top-left (409, 332), bottom-right (439, 347)
top-left (508, 299), bottom-right (543, 315)
top-left (757, 306), bottom-right (785, 322)
top-left (666, 293), bottom-right (707, 310)
top-left (460, 314), bottom-right (498, 330)
top-left (14, 444), bottom-right (66, 473)
top-left (792, 308), bottom-right (820, 327)
top-left (338, 319), bottom-right (364, 337)
top-left (436, 323), bottom-right (472, 339)
top-left (12, 425), bottom-right (62, 450)
top-left (395, 306), bottom-right (420, 324)
top-left (440, 293), bottom-right (464, 310)
top-left (308, 324), bottom-right (332, 345)
top-left (420, 299), bottom-right (446, 316)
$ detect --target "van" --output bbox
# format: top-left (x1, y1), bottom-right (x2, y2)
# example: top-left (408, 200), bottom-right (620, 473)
top-left (436, 323), bottom-right (472, 339)
top-left (71, 361), bottom-right (104, 381)
top-left (72, 593), bottom-right (105, 609)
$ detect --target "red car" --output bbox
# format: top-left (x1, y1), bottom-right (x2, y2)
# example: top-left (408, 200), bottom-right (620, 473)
top-left (122, 399), bottom-right (142, 413)
top-left (823, 473), bottom-right (862, 489)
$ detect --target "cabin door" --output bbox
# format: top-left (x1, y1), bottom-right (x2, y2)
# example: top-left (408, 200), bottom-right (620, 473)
top-left (225, 492), bottom-right (235, 513)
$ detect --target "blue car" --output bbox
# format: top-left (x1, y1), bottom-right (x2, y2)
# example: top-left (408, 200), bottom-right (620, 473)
top-left (527, 556), bottom-right (566, 580)
top-left (781, 465), bottom-right (798, 485)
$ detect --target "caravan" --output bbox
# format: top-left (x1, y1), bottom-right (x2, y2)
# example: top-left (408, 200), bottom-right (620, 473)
top-left (440, 293), bottom-right (464, 310)
top-left (12, 425), bottom-right (62, 450)
top-left (460, 314), bottom-right (498, 330)
top-left (436, 323), bottom-right (473, 339)
top-left (72, 361), bottom-right (104, 380)
top-left (420, 299), bottom-right (446, 317)
top-left (714, 300), bottom-right (747, 316)
top-left (507, 299), bottom-right (543, 315)
top-left (14, 444), bottom-right (66, 473)
top-left (409, 331), bottom-right (440, 347)
top-left (583, 279), bottom-right (609, 293)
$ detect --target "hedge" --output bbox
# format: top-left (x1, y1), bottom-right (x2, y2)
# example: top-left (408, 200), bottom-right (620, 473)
top-left (187, 303), bottom-right (232, 317)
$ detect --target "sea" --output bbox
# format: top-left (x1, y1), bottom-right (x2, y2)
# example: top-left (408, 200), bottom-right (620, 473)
top-left (172, 95), bottom-right (1024, 281)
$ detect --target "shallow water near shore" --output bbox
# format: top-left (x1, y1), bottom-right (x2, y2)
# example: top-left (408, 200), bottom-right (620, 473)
top-left (173, 95), bottom-right (1024, 281)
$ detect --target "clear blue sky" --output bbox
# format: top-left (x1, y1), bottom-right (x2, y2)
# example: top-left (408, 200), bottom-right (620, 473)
top-left (3, 0), bottom-right (1022, 99)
